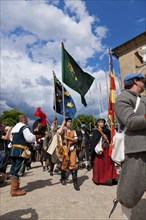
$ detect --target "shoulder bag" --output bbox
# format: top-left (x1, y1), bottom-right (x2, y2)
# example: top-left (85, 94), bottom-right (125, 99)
top-left (111, 96), bottom-right (141, 164)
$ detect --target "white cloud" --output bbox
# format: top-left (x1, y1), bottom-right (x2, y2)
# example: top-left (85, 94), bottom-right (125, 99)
top-left (0, 100), bottom-right (13, 115)
top-left (95, 26), bottom-right (108, 39)
top-left (136, 17), bottom-right (146, 24)
top-left (1, 0), bottom-right (111, 122)
top-left (64, 0), bottom-right (89, 20)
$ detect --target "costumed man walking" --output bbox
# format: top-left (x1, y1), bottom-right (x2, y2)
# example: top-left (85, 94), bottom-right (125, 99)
top-left (57, 118), bottom-right (80, 191)
top-left (115, 72), bottom-right (146, 220)
top-left (10, 114), bottom-right (40, 196)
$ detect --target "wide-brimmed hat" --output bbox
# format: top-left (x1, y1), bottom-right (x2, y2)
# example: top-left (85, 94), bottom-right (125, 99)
top-left (123, 72), bottom-right (145, 86)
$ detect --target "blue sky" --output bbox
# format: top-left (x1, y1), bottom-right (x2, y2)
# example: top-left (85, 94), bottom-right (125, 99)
top-left (1, 0), bottom-right (146, 124)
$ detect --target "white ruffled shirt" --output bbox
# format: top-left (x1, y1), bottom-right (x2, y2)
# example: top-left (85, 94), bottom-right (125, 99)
top-left (10, 122), bottom-right (36, 143)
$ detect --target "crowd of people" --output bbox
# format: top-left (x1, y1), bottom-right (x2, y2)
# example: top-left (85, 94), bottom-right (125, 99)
top-left (0, 115), bottom-right (118, 191)
top-left (0, 72), bottom-right (146, 220)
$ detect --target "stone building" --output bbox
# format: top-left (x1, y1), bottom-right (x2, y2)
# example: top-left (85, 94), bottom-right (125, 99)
top-left (112, 31), bottom-right (146, 95)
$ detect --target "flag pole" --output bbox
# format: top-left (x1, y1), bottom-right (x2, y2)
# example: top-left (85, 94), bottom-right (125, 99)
top-left (108, 47), bottom-right (112, 127)
top-left (89, 89), bottom-right (95, 118)
top-left (108, 48), bottom-right (116, 156)
top-left (104, 69), bottom-right (109, 106)
top-left (52, 71), bottom-right (58, 122)
top-left (61, 42), bottom-right (66, 120)
top-left (95, 81), bottom-right (102, 118)
top-left (99, 82), bottom-right (104, 117)
top-left (62, 82), bottom-right (65, 119)
top-left (53, 71), bottom-right (57, 113)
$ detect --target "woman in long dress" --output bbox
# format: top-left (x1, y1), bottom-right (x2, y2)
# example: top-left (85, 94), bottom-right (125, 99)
top-left (90, 118), bottom-right (118, 185)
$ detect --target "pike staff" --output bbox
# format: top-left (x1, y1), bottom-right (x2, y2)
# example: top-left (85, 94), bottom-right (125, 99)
top-left (89, 89), bottom-right (95, 118)
top-left (95, 81), bottom-right (102, 118)
top-left (104, 69), bottom-right (109, 106)
top-left (99, 82), bottom-right (104, 117)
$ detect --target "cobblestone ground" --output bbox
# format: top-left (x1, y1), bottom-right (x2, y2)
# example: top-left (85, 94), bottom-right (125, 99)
top-left (0, 162), bottom-right (146, 220)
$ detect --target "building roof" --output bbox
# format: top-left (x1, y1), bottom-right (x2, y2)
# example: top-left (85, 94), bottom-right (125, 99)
top-left (112, 31), bottom-right (146, 58)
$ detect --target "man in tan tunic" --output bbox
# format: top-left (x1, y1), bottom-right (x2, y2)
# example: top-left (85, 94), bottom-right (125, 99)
top-left (57, 118), bottom-right (80, 191)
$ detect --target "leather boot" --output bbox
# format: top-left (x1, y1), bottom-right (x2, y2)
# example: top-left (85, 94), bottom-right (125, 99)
top-left (10, 177), bottom-right (26, 196)
top-left (60, 170), bottom-right (66, 185)
top-left (112, 179), bottom-right (118, 185)
top-left (14, 178), bottom-right (26, 193)
top-left (49, 162), bottom-right (54, 176)
top-left (71, 170), bottom-right (80, 191)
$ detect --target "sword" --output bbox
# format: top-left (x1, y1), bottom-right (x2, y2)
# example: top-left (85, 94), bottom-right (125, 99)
top-left (108, 199), bottom-right (119, 218)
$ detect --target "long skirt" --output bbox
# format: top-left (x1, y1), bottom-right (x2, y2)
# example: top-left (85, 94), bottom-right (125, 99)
top-left (92, 147), bottom-right (117, 184)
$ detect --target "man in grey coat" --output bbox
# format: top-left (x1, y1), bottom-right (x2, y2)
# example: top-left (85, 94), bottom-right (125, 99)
top-left (114, 72), bottom-right (146, 220)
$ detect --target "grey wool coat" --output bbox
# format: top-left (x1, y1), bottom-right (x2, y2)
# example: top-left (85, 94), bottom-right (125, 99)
top-left (115, 89), bottom-right (146, 208)
top-left (115, 89), bottom-right (146, 154)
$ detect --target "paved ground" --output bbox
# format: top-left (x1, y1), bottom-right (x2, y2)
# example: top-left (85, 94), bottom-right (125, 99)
top-left (0, 162), bottom-right (146, 220)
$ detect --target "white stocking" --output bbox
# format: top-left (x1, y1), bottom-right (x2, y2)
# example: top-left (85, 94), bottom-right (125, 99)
top-left (121, 204), bottom-right (132, 220)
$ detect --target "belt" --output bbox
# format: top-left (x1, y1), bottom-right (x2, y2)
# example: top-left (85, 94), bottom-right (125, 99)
top-left (12, 144), bottom-right (28, 150)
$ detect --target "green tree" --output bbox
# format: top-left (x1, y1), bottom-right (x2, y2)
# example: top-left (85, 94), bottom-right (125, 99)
top-left (72, 114), bottom-right (96, 131)
top-left (0, 109), bottom-right (24, 126)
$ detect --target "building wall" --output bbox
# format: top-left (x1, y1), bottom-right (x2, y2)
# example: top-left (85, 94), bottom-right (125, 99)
top-left (119, 47), bottom-right (146, 92)
top-left (112, 32), bottom-right (146, 95)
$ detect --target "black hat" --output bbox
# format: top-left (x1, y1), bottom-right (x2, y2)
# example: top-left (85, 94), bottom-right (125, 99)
top-left (96, 118), bottom-right (106, 124)
top-left (65, 117), bottom-right (72, 122)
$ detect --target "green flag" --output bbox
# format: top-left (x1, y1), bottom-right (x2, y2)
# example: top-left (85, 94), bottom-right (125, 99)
top-left (62, 43), bottom-right (95, 107)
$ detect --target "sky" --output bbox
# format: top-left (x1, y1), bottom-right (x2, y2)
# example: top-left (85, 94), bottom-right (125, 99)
top-left (1, 0), bottom-right (146, 125)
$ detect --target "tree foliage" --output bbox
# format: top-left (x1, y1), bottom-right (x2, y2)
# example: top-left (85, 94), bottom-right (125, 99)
top-left (0, 109), bottom-right (24, 126)
top-left (72, 114), bottom-right (96, 131)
